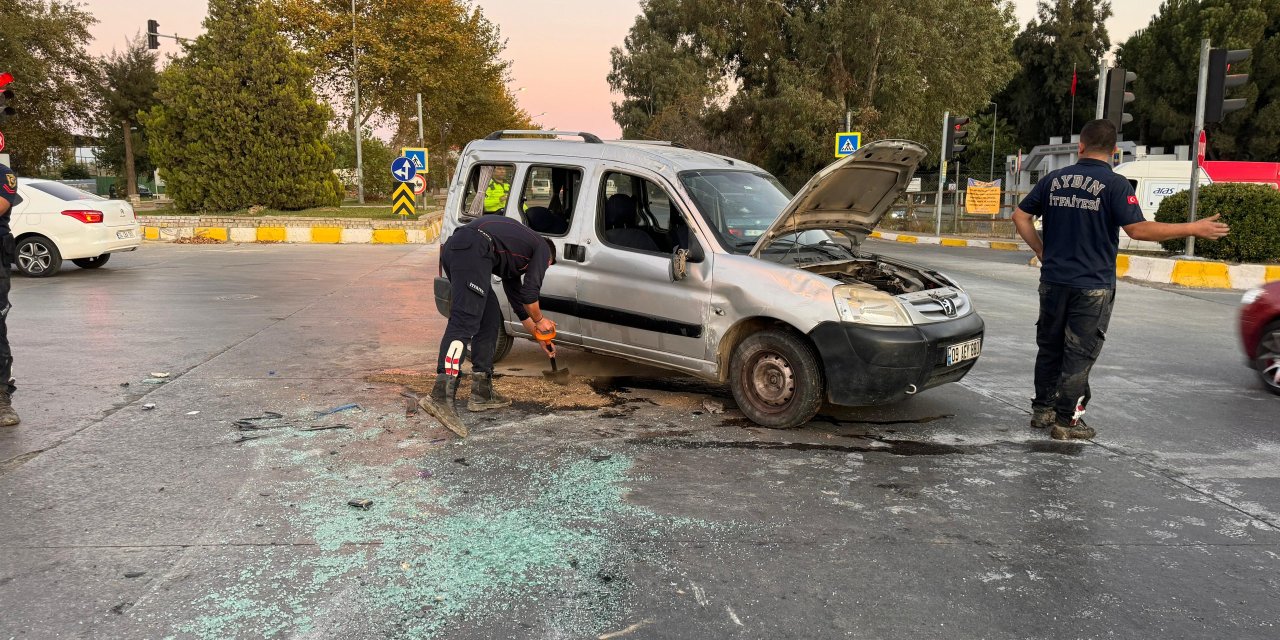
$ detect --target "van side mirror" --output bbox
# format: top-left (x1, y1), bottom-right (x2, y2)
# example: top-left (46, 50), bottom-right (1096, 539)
top-left (671, 248), bottom-right (690, 281)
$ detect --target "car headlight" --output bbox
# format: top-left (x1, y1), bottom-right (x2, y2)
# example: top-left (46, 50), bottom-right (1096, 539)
top-left (1242, 288), bottom-right (1264, 305)
top-left (833, 285), bottom-right (912, 326)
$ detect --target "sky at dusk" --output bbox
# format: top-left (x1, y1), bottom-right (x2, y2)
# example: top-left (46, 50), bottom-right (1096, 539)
top-left (84, 0), bottom-right (1163, 140)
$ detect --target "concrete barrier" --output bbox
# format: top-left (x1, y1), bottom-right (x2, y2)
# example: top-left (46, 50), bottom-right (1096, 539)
top-left (869, 230), bottom-right (1279, 291)
top-left (138, 214), bottom-right (445, 245)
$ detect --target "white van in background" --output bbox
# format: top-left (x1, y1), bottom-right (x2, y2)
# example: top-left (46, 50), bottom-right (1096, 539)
top-left (1113, 160), bottom-right (1209, 251)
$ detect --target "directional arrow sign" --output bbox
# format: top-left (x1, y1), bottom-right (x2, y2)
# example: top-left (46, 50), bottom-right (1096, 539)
top-left (392, 182), bottom-right (416, 218)
top-left (834, 131), bottom-right (861, 158)
top-left (391, 156), bottom-right (416, 183)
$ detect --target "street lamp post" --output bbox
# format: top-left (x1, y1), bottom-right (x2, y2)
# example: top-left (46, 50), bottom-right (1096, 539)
top-left (351, 0), bottom-right (364, 204)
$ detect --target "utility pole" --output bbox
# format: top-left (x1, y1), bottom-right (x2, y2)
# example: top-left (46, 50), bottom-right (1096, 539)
top-left (417, 92), bottom-right (426, 206)
top-left (936, 111), bottom-right (949, 237)
top-left (1095, 58), bottom-right (1109, 119)
top-left (351, 0), bottom-right (364, 204)
top-left (1187, 39), bottom-right (1210, 258)
top-left (989, 102), bottom-right (997, 182)
top-left (844, 109), bottom-right (852, 132)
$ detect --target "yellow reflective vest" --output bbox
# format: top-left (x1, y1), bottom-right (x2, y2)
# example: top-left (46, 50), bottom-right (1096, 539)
top-left (484, 180), bottom-right (511, 212)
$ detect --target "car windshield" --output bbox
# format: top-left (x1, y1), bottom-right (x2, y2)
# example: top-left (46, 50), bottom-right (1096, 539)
top-left (679, 169), bottom-right (831, 256)
top-left (26, 181), bottom-right (105, 202)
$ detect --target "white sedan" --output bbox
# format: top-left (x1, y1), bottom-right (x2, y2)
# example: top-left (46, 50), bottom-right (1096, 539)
top-left (9, 179), bottom-right (142, 277)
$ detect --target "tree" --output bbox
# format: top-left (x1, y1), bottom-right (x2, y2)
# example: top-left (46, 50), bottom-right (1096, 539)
top-left (97, 36), bottom-right (160, 196)
top-left (959, 110), bottom-right (1021, 183)
top-left (279, 0), bottom-right (529, 163)
top-left (609, 0), bottom-right (1020, 189)
top-left (143, 0), bottom-right (343, 212)
top-left (326, 130), bottom-right (396, 200)
top-left (1118, 0), bottom-right (1280, 161)
top-left (997, 0), bottom-right (1113, 150)
top-left (0, 0), bottom-right (98, 175)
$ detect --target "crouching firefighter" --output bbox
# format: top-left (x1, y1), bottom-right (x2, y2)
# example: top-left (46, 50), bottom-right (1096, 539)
top-left (421, 216), bottom-right (557, 437)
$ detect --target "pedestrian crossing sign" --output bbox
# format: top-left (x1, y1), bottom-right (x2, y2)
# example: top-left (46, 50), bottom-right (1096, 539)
top-left (402, 148), bottom-right (429, 174)
top-left (835, 132), bottom-right (861, 158)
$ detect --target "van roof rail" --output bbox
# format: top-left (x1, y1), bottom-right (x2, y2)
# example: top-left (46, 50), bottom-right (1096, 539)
top-left (483, 130), bottom-right (603, 144)
top-left (618, 139), bottom-right (688, 149)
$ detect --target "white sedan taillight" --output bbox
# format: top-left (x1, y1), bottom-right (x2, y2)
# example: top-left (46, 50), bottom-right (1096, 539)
top-left (62, 210), bottom-right (104, 223)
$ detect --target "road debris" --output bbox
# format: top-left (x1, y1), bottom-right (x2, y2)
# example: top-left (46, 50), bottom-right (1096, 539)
top-left (123, 571), bottom-right (146, 579)
top-left (591, 454), bottom-right (613, 462)
top-left (149, 372), bottom-right (170, 378)
top-left (316, 403), bottom-right (360, 417)
top-left (454, 457), bottom-right (470, 466)
top-left (186, 411), bottom-right (200, 416)
top-left (142, 403), bottom-right (156, 410)
top-left (599, 620), bottom-right (652, 639)
top-left (141, 379), bottom-right (167, 385)
top-left (119, 382), bottom-right (130, 388)
top-left (300, 424), bottom-right (351, 432)
top-left (416, 469), bottom-right (432, 478)
top-left (347, 498), bottom-right (373, 510)
top-left (231, 434), bottom-right (261, 444)
top-left (702, 399), bottom-right (725, 415)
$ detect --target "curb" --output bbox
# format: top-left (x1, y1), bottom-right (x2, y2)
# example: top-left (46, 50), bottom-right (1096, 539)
top-left (869, 231), bottom-right (1279, 291)
top-left (138, 214), bottom-right (444, 245)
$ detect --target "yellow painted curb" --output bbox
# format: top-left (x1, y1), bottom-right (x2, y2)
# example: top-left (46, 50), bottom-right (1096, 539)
top-left (895, 235), bottom-right (918, 244)
top-left (372, 229), bottom-right (408, 244)
top-left (144, 227), bottom-right (159, 240)
top-left (1115, 254), bottom-right (1130, 279)
top-left (195, 227), bottom-right (228, 242)
top-left (1266, 265), bottom-right (1280, 284)
top-left (257, 227), bottom-right (286, 242)
top-left (989, 241), bottom-right (1019, 251)
top-left (1171, 260), bottom-right (1230, 289)
top-left (870, 231), bottom-right (883, 238)
top-left (311, 227), bottom-right (342, 244)
top-left (940, 238), bottom-right (968, 247)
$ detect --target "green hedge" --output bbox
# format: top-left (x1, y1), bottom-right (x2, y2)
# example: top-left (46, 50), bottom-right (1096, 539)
top-left (1154, 183), bottom-right (1280, 263)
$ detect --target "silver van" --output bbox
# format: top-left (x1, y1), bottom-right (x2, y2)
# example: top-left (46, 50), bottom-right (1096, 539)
top-left (434, 131), bottom-right (984, 428)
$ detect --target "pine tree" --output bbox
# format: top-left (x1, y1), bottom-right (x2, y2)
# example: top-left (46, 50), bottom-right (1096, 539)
top-left (143, 0), bottom-right (342, 211)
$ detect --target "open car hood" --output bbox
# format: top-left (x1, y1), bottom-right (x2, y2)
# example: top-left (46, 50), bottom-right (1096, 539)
top-left (749, 139), bottom-right (928, 258)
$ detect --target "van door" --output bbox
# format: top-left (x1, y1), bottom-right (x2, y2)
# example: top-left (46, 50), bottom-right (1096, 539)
top-left (573, 166), bottom-right (712, 371)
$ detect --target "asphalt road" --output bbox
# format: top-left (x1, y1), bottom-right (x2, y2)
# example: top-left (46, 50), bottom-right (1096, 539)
top-left (0, 241), bottom-right (1276, 639)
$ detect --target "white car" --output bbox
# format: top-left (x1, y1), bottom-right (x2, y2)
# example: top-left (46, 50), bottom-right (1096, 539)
top-left (9, 178), bottom-right (142, 277)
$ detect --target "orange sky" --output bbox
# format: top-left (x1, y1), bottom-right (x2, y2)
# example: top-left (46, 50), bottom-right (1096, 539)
top-left (84, 0), bottom-right (1159, 140)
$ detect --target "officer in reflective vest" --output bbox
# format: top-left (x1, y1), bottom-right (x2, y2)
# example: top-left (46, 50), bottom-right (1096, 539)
top-left (483, 168), bottom-right (511, 213)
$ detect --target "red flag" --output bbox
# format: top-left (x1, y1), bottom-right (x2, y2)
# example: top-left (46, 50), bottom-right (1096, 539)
top-left (1070, 66), bottom-right (1078, 96)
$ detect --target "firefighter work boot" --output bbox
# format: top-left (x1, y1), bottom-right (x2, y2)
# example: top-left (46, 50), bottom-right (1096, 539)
top-left (467, 373), bottom-right (511, 412)
top-left (0, 392), bottom-right (19, 427)
top-left (419, 375), bottom-right (467, 438)
top-left (1050, 419), bottom-right (1095, 441)
top-left (1030, 405), bottom-right (1056, 429)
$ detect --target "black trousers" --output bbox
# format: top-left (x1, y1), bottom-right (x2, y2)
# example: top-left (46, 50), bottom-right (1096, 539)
top-left (1, 234), bottom-right (13, 394)
top-left (435, 228), bottom-right (502, 377)
top-left (1033, 283), bottom-right (1115, 424)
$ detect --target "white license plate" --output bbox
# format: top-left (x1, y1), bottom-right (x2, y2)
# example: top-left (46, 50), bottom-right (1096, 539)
top-left (116, 230), bottom-right (133, 239)
top-left (946, 338), bottom-right (982, 366)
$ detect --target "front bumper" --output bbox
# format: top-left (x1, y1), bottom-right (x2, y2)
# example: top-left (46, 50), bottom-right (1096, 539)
top-left (809, 312), bottom-right (985, 406)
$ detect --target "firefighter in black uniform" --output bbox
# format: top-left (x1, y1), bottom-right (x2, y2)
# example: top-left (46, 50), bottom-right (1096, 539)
top-left (0, 163), bottom-right (22, 426)
top-left (1013, 120), bottom-right (1228, 440)
top-left (421, 215), bottom-right (556, 437)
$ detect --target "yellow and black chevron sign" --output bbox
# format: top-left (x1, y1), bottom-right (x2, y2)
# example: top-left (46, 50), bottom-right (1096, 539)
top-left (392, 183), bottom-right (415, 218)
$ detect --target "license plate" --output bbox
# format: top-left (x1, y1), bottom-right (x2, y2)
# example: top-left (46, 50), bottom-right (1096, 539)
top-left (946, 338), bottom-right (982, 366)
top-left (117, 230), bottom-right (133, 239)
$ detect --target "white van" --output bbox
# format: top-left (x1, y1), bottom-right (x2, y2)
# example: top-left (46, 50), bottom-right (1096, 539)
top-left (1113, 160), bottom-right (1209, 251)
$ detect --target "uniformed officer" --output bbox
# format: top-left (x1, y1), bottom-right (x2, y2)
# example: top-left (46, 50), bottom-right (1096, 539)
top-left (1013, 119), bottom-right (1229, 440)
top-left (420, 214), bottom-right (556, 437)
top-left (483, 168), bottom-right (512, 214)
top-left (0, 163), bottom-right (23, 427)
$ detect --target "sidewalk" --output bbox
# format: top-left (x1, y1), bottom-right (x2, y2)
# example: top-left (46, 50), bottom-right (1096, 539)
top-left (869, 231), bottom-right (1280, 291)
top-left (138, 213), bottom-right (444, 245)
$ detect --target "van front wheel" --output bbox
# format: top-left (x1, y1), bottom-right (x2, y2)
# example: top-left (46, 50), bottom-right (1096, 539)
top-left (729, 329), bottom-right (823, 429)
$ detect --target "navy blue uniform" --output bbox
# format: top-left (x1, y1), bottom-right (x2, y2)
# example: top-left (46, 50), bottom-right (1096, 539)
top-left (1018, 159), bottom-right (1145, 426)
top-left (436, 215), bottom-right (552, 376)
top-left (0, 164), bottom-right (19, 395)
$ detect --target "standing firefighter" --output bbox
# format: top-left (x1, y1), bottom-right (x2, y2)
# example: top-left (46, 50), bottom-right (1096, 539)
top-left (1013, 119), bottom-right (1229, 440)
top-left (0, 163), bottom-right (22, 426)
top-left (421, 215), bottom-right (556, 437)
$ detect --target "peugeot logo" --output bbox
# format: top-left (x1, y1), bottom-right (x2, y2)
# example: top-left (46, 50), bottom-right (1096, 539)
top-left (938, 297), bottom-right (957, 317)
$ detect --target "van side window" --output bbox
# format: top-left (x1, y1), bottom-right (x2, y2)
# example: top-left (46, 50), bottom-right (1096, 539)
top-left (518, 166), bottom-right (582, 237)
top-left (460, 163), bottom-right (516, 221)
top-left (598, 172), bottom-right (688, 254)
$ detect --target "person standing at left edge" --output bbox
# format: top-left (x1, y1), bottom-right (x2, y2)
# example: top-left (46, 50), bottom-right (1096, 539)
top-left (0, 163), bottom-right (22, 426)
top-left (420, 215), bottom-right (557, 437)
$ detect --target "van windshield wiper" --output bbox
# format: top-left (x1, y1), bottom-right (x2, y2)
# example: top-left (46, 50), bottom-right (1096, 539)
top-left (753, 238), bottom-right (849, 261)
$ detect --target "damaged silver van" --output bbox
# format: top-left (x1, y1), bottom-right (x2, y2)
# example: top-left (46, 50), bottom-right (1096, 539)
top-left (434, 131), bottom-right (984, 428)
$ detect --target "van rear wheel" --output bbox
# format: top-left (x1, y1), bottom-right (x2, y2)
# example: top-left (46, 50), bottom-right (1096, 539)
top-left (730, 329), bottom-right (823, 428)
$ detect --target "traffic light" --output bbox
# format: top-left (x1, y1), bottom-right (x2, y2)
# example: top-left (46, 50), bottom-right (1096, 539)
top-left (0, 72), bottom-right (14, 121)
top-left (147, 20), bottom-right (160, 49)
top-left (1206, 48), bottom-right (1250, 123)
top-left (1104, 67), bottom-right (1136, 129)
top-left (945, 115), bottom-right (970, 160)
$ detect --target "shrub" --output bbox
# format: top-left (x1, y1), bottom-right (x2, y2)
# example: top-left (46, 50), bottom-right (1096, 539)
top-left (1154, 183), bottom-right (1280, 263)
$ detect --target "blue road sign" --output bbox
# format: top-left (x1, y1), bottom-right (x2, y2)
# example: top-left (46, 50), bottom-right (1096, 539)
top-left (834, 132), bottom-right (862, 158)
top-left (391, 157), bottom-right (416, 183)
top-left (402, 148), bottom-right (428, 174)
